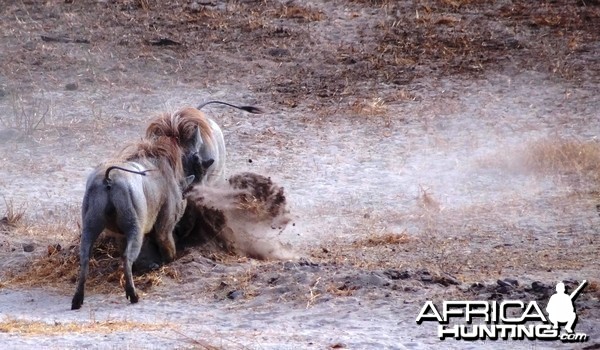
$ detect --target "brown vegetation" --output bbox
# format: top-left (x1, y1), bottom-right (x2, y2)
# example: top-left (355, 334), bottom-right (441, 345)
top-left (5, 235), bottom-right (173, 294)
top-left (1, 198), bottom-right (26, 230)
top-left (0, 317), bottom-right (167, 336)
top-left (522, 137), bottom-right (600, 186)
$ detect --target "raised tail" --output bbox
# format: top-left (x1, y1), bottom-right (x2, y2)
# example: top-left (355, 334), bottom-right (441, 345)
top-left (105, 166), bottom-right (150, 180)
top-left (197, 100), bottom-right (264, 114)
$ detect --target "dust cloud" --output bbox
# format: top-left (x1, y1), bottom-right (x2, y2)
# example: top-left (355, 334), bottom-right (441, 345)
top-left (178, 172), bottom-right (298, 261)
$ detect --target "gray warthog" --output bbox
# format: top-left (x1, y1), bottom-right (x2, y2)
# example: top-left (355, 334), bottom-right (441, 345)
top-left (71, 135), bottom-right (197, 310)
top-left (146, 101), bottom-right (263, 185)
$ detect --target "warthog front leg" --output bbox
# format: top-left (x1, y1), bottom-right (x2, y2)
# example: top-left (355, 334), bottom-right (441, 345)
top-left (152, 200), bottom-right (179, 264)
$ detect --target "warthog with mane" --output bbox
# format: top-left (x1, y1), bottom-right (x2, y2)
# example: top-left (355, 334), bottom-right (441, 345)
top-left (71, 135), bottom-right (199, 310)
top-left (146, 101), bottom-right (263, 185)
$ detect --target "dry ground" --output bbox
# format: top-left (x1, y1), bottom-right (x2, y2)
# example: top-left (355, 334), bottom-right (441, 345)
top-left (0, 0), bottom-right (599, 349)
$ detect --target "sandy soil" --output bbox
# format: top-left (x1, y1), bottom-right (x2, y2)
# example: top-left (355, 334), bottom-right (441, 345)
top-left (0, 0), bottom-right (599, 349)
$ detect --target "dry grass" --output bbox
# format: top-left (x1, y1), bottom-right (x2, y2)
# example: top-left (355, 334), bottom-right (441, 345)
top-left (349, 97), bottom-right (393, 128)
top-left (5, 235), bottom-right (179, 294)
top-left (350, 97), bottom-right (387, 117)
top-left (235, 194), bottom-right (270, 218)
top-left (321, 229), bottom-right (594, 283)
top-left (1, 0), bottom-right (598, 108)
top-left (352, 232), bottom-right (411, 248)
top-left (585, 280), bottom-right (600, 300)
top-left (349, 0), bottom-right (394, 5)
top-left (169, 329), bottom-right (224, 350)
top-left (326, 282), bottom-right (357, 297)
top-left (1, 198), bottom-right (26, 229)
top-left (305, 276), bottom-right (322, 308)
top-left (522, 137), bottom-right (600, 186)
top-left (202, 262), bottom-right (263, 303)
top-left (358, 0), bottom-right (598, 84)
top-left (0, 317), bottom-right (168, 336)
top-left (275, 4), bottom-right (325, 22)
top-left (417, 185), bottom-right (441, 213)
top-left (477, 137), bottom-right (600, 190)
top-left (0, 93), bottom-right (52, 137)
top-left (310, 193), bottom-right (596, 284)
top-left (0, 316), bottom-right (225, 349)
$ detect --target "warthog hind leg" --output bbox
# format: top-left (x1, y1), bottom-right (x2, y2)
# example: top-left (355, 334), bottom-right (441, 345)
top-left (72, 211), bottom-right (106, 310)
top-left (122, 224), bottom-right (143, 304)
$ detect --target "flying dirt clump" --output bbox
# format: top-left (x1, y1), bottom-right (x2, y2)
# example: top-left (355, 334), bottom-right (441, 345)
top-left (177, 172), bottom-right (297, 261)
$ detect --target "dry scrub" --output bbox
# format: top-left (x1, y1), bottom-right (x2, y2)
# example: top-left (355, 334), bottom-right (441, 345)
top-left (1, 198), bottom-right (26, 230)
top-left (522, 137), bottom-right (600, 186)
top-left (4, 235), bottom-right (177, 294)
top-left (0, 317), bottom-right (167, 336)
top-left (352, 232), bottom-right (411, 248)
top-left (0, 317), bottom-right (222, 349)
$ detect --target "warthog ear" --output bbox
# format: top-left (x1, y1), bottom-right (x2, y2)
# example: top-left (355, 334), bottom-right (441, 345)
top-left (190, 126), bottom-right (202, 148)
top-left (182, 175), bottom-right (195, 190)
top-left (202, 159), bottom-right (215, 169)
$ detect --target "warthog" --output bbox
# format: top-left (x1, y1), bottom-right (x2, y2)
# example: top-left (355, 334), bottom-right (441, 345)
top-left (71, 135), bottom-right (199, 310)
top-left (146, 101), bottom-right (263, 185)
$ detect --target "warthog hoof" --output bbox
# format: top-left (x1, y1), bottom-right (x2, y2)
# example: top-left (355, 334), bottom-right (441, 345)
top-left (71, 294), bottom-right (83, 310)
top-left (126, 287), bottom-right (139, 304)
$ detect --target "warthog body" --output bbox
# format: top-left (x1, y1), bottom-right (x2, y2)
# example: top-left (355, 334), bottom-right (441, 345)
top-left (71, 136), bottom-right (194, 310)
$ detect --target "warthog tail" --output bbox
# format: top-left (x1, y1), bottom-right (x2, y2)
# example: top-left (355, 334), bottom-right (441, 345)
top-left (104, 166), bottom-right (153, 189)
top-left (197, 100), bottom-right (264, 114)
